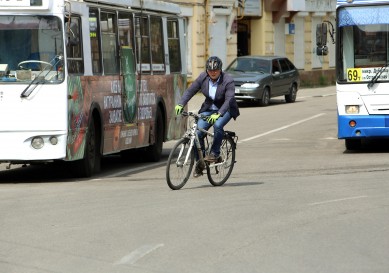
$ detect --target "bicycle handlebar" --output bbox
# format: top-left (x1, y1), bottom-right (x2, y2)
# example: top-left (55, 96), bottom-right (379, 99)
top-left (181, 111), bottom-right (208, 121)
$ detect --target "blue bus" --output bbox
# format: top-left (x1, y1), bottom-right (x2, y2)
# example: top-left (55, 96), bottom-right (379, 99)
top-left (318, 0), bottom-right (389, 149)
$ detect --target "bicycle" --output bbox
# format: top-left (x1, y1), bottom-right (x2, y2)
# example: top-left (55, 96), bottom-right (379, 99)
top-left (166, 111), bottom-right (238, 190)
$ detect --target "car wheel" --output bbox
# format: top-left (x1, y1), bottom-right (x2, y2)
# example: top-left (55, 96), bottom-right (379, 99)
top-left (259, 87), bottom-right (270, 106)
top-left (285, 84), bottom-right (297, 103)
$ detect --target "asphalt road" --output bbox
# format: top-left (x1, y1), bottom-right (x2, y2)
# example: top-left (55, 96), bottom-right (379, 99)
top-left (1, 86), bottom-right (389, 273)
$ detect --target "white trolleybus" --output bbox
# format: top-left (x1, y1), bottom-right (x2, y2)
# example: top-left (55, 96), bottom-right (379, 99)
top-left (0, 0), bottom-right (187, 177)
top-left (318, 0), bottom-right (389, 150)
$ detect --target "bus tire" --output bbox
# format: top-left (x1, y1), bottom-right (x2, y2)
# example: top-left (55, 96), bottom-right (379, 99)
top-left (345, 139), bottom-right (362, 150)
top-left (73, 117), bottom-right (101, 177)
top-left (144, 107), bottom-right (164, 162)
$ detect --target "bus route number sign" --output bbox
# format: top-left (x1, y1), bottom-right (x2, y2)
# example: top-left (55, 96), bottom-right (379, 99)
top-left (347, 68), bottom-right (362, 82)
top-left (347, 67), bottom-right (389, 82)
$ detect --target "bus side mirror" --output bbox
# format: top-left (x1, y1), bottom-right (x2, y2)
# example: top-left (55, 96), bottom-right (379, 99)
top-left (316, 23), bottom-right (327, 47)
top-left (317, 46), bottom-right (328, 56)
top-left (66, 21), bottom-right (80, 46)
top-left (316, 23), bottom-right (328, 56)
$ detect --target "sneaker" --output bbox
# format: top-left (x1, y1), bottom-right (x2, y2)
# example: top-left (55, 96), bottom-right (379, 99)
top-left (204, 153), bottom-right (220, 163)
top-left (193, 162), bottom-right (204, 178)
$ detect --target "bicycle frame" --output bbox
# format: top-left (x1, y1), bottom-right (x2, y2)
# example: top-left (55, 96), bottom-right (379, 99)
top-left (180, 114), bottom-right (204, 167)
top-left (181, 112), bottom-right (221, 168)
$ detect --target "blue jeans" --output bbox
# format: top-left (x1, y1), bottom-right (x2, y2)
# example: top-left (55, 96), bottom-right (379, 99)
top-left (196, 110), bottom-right (232, 159)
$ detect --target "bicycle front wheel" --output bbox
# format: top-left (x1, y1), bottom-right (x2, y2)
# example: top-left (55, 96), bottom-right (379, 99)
top-left (166, 138), bottom-right (195, 190)
top-left (207, 137), bottom-right (235, 186)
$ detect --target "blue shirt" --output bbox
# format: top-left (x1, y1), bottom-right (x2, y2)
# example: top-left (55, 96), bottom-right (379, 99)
top-left (208, 77), bottom-right (220, 110)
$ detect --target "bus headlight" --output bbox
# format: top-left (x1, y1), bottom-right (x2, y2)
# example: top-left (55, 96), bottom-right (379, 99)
top-left (345, 105), bottom-right (359, 114)
top-left (31, 137), bottom-right (44, 149)
top-left (49, 136), bottom-right (58, 145)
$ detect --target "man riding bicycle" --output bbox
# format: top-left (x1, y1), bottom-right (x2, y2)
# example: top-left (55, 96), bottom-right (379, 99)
top-left (175, 56), bottom-right (240, 177)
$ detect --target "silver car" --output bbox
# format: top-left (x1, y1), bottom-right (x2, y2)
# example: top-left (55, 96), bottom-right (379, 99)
top-left (225, 56), bottom-right (300, 106)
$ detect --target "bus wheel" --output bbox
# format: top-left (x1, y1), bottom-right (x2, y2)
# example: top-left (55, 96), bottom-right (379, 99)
top-left (73, 118), bottom-right (101, 177)
top-left (345, 139), bottom-right (362, 150)
top-left (144, 107), bottom-right (163, 162)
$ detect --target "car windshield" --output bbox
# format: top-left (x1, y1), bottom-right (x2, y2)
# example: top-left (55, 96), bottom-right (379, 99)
top-left (226, 58), bottom-right (270, 73)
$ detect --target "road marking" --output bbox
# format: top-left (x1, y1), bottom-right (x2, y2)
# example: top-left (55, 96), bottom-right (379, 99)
top-left (238, 113), bottom-right (326, 143)
top-left (321, 137), bottom-right (337, 140)
top-left (309, 195), bottom-right (368, 206)
top-left (273, 138), bottom-right (291, 141)
top-left (114, 244), bottom-right (164, 265)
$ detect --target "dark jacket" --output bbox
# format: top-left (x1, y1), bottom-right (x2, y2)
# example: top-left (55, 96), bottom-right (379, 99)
top-left (179, 71), bottom-right (240, 119)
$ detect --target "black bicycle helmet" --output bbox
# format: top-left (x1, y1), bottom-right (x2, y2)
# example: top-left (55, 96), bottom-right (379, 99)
top-left (206, 56), bottom-right (223, 71)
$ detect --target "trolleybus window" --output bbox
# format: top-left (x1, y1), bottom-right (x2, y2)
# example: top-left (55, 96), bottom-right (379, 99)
top-left (338, 5), bottom-right (389, 82)
top-left (167, 19), bottom-right (181, 73)
top-left (66, 16), bottom-right (84, 74)
top-left (89, 9), bottom-right (101, 74)
top-left (150, 16), bottom-right (164, 73)
top-left (135, 15), bottom-right (150, 72)
top-left (0, 15), bottom-right (63, 82)
top-left (101, 11), bottom-right (119, 75)
top-left (118, 12), bottom-right (134, 48)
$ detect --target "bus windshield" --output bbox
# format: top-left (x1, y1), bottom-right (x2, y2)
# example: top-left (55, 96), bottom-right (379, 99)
top-left (0, 15), bottom-right (64, 83)
top-left (338, 5), bottom-right (389, 84)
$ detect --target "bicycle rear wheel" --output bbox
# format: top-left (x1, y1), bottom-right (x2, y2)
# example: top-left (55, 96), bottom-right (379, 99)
top-left (166, 138), bottom-right (195, 190)
top-left (206, 137), bottom-right (235, 186)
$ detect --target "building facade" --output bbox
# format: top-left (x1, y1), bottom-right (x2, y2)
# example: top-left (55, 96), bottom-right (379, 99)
top-left (170, 0), bottom-right (336, 86)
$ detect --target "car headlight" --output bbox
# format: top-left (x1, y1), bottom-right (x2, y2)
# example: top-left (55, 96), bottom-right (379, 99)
top-left (241, 83), bottom-right (259, 88)
top-left (345, 105), bottom-right (360, 114)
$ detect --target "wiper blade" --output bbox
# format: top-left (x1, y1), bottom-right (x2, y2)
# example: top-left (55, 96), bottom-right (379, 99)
top-left (368, 62), bottom-right (389, 89)
top-left (20, 77), bottom-right (45, 98)
top-left (20, 55), bottom-right (63, 98)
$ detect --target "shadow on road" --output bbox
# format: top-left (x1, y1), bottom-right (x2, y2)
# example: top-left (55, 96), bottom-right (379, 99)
top-left (179, 181), bottom-right (264, 190)
top-left (343, 139), bottom-right (389, 154)
top-left (0, 148), bottom-right (173, 184)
